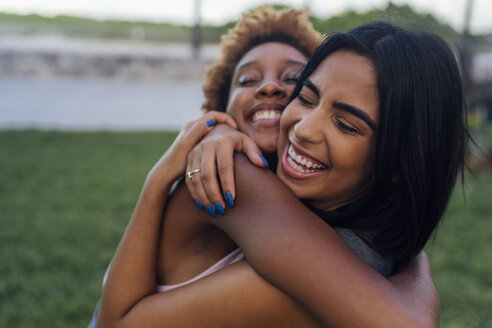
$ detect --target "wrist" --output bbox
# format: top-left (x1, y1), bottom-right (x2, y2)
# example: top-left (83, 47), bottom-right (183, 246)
top-left (146, 155), bottom-right (181, 191)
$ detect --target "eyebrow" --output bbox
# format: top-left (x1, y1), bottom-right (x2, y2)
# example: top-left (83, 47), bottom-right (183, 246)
top-left (235, 59), bottom-right (305, 72)
top-left (303, 79), bottom-right (377, 131)
top-left (333, 101), bottom-right (377, 131)
top-left (303, 79), bottom-right (319, 97)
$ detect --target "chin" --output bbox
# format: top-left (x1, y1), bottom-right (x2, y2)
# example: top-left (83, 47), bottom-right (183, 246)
top-left (258, 142), bottom-right (277, 154)
top-left (255, 135), bottom-right (279, 154)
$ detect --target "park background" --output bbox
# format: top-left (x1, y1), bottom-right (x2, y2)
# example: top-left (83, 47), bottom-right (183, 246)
top-left (0, 1), bottom-right (491, 327)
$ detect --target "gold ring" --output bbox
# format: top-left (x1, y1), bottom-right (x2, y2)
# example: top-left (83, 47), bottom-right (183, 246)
top-left (187, 169), bottom-right (201, 179)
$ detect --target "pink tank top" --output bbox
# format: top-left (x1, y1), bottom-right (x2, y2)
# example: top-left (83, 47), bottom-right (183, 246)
top-left (156, 248), bottom-right (245, 292)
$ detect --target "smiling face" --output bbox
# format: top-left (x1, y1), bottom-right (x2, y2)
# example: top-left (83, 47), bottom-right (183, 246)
top-left (226, 42), bottom-right (307, 153)
top-left (277, 50), bottom-right (379, 211)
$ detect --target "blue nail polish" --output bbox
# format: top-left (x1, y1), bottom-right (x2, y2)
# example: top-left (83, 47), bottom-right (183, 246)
top-left (205, 120), bottom-right (216, 127)
top-left (214, 203), bottom-right (225, 216)
top-left (225, 192), bottom-right (234, 207)
top-left (195, 200), bottom-right (204, 210)
top-left (260, 156), bottom-right (269, 168)
top-left (205, 205), bottom-right (216, 217)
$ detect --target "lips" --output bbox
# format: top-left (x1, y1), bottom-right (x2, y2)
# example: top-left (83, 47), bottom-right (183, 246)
top-left (247, 103), bottom-right (284, 127)
top-left (281, 143), bottom-right (328, 179)
top-left (252, 110), bottom-right (281, 121)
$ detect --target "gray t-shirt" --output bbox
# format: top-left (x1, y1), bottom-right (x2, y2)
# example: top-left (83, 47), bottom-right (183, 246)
top-left (335, 227), bottom-right (394, 277)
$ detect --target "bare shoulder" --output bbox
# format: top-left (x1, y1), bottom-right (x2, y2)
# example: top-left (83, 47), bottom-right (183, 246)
top-left (233, 153), bottom-right (297, 201)
top-left (150, 259), bottom-right (325, 328)
top-left (156, 179), bottom-right (236, 285)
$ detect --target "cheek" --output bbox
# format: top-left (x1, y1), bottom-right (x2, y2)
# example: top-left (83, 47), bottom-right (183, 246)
top-left (226, 89), bottom-right (249, 119)
top-left (284, 84), bottom-right (297, 97)
top-left (333, 139), bottom-right (375, 171)
top-left (279, 102), bottom-right (297, 132)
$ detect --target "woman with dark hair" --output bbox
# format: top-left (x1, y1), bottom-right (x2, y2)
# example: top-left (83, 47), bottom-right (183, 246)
top-left (97, 20), bottom-right (462, 327)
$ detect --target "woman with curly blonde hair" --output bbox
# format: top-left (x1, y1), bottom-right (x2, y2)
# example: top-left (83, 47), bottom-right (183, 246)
top-left (94, 6), bottom-right (441, 328)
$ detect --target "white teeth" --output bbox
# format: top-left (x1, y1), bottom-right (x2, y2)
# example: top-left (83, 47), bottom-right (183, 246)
top-left (287, 156), bottom-right (316, 173)
top-left (252, 110), bottom-right (281, 121)
top-left (286, 144), bottom-right (327, 173)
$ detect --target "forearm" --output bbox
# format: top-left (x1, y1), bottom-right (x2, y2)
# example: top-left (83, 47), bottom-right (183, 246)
top-left (99, 167), bottom-right (323, 328)
top-left (102, 259), bottom-right (323, 328)
top-left (206, 154), bottom-right (436, 328)
top-left (98, 168), bottom-right (175, 327)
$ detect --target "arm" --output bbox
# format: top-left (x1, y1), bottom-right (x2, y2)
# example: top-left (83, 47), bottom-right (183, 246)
top-left (98, 113), bottom-right (323, 328)
top-left (181, 124), bottom-right (439, 326)
top-left (103, 258), bottom-right (323, 327)
top-left (388, 252), bottom-right (440, 326)
top-left (201, 154), bottom-right (439, 328)
top-left (97, 112), bottom-right (242, 327)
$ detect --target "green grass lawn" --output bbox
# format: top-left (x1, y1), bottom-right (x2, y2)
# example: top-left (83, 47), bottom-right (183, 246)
top-left (0, 130), bottom-right (490, 327)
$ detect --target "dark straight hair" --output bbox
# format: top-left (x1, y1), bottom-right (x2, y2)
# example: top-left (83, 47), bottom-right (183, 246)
top-left (291, 22), bottom-right (467, 268)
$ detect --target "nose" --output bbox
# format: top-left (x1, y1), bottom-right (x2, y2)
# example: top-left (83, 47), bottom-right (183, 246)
top-left (292, 111), bottom-right (323, 145)
top-left (255, 78), bottom-right (287, 99)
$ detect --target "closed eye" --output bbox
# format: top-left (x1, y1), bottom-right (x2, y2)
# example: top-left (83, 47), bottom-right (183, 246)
top-left (335, 118), bottom-right (359, 135)
top-left (297, 94), bottom-right (315, 107)
top-left (239, 78), bottom-right (258, 86)
top-left (283, 77), bottom-right (299, 84)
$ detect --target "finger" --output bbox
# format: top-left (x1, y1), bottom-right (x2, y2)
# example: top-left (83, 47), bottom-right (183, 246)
top-left (184, 151), bottom-right (205, 211)
top-left (191, 170), bottom-right (217, 218)
top-left (181, 113), bottom-right (236, 151)
top-left (186, 148), bottom-right (215, 215)
top-left (215, 141), bottom-right (236, 206)
top-left (202, 111), bottom-right (238, 130)
top-left (177, 120), bottom-right (216, 155)
top-left (240, 136), bottom-right (268, 168)
top-left (200, 141), bottom-right (226, 215)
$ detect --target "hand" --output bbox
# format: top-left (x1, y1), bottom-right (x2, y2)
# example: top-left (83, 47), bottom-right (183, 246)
top-left (148, 112), bottom-right (237, 186)
top-left (185, 124), bottom-right (268, 216)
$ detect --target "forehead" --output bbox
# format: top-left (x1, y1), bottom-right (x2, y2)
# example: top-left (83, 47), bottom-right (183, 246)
top-left (309, 50), bottom-right (379, 121)
top-left (236, 42), bottom-right (307, 68)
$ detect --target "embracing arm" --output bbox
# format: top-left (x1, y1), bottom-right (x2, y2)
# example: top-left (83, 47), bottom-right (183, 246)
top-left (202, 154), bottom-right (439, 328)
top-left (97, 113), bottom-right (323, 328)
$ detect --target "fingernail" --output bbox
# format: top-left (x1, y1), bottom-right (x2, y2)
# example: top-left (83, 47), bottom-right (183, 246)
top-left (205, 205), bottom-right (216, 217)
top-left (205, 120), bottom-right (216, 127)
top-left (214, 203), bottom-right (225, 216)
top-left (260, 156), bottom-right (269, 168)
top-left (195, 200), bottom-right (204, 210)
top-left (225, 192), bottom-right (234, 207)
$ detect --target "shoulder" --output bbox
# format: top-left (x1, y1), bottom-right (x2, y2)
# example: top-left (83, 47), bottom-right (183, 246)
top-left (233, 153), bottom-right (295, 200)
top-left (335, 228), bottom-right (395, 277)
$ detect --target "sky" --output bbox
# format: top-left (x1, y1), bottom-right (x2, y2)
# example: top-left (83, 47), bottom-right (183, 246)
top-left (1, 0), bottom-right (491, 33)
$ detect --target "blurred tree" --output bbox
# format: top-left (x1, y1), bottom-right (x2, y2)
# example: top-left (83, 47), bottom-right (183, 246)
top-left (312, 3), bottom-right (457, 40)
top-left (0, 3), bottom-right (462, 43)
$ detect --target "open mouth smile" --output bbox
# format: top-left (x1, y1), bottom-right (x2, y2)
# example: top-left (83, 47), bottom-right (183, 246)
top-left (282, 144), bottom-right (328, 178)
top-left (252, 110), bottom-right (281, 122)
top-left (248, 103), bottom-right (284, 127)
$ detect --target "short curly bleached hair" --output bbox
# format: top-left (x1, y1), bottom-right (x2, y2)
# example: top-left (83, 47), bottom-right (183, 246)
top-left (202, 6), bottom-right (321, 112)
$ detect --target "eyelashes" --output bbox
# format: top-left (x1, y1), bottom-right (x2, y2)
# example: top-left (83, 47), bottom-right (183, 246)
top-left (238, 74), bottom-right (259, 86)
top-left (239, 77), bottom-right (298, 86)
top-left (297, 94), bottom-right (314, 106)
top-left (237, 70), bottom-right (300, 87)
top-left (283, 77), bottom-right (299, 84)
top-left (297, 94), bottom-right (361, 135)
top-left (335, 119), bottom-right (359, 135)
top-left (238, 79), bottom-right (257, 86)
